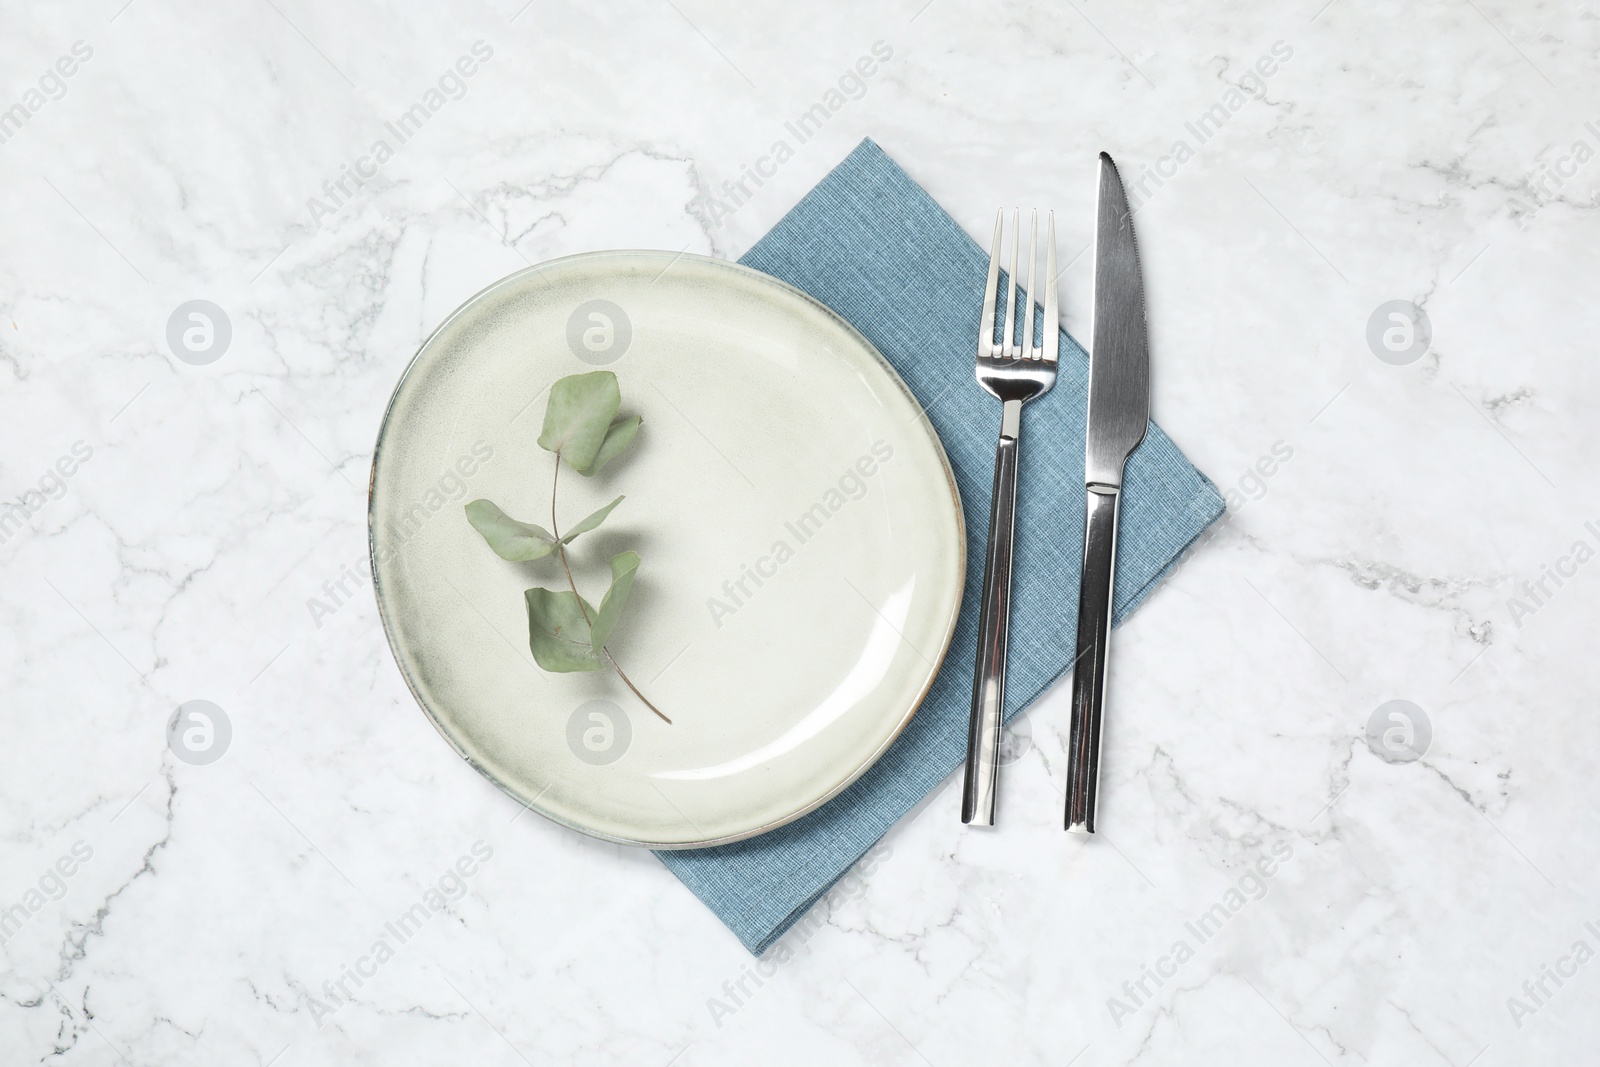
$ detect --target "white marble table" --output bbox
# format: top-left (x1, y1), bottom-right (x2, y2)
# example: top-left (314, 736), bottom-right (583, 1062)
top-left (3, 1), bottom-right (1597, 1063)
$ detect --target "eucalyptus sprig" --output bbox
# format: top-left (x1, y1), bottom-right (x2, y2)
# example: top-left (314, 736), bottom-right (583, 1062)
top-left (464, 371), bottom-right (668, 724)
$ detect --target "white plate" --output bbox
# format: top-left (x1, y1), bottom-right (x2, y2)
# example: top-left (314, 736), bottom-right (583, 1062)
top-left (370, 251), bottom-right (964, 847)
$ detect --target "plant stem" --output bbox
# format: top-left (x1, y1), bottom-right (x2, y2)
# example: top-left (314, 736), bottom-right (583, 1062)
top-left (550, 452), bottom-right (671, 725)
top-left (602, 649), bottom-right (671, 724)
top-left (551, 459), bottom-right (584, 614)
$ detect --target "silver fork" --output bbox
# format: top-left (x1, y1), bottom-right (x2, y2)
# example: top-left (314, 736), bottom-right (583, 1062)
top-left (961, 209), bottom-right (1058, 827)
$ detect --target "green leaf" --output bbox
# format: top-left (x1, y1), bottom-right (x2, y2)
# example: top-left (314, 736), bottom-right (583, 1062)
top-left (465, 499), bottom-right (557, 561)
top-left (524, 587), bottom-right (605, 672)
top-left (538, 371), bottom-right (620, 471)
top-left (560, 495), bottom-right (623, 544)
top-left (590, 551), bottom-right (640, 651)
top-left (581, 414), bottom-right (642, 476)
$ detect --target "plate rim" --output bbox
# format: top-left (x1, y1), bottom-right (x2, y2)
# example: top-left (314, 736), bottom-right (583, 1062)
top-left (368, 249), bottom-right (966, 849)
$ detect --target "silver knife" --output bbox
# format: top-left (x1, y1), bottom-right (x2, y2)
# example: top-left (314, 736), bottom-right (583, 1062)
top-left (1064, 152), bottom-right (1149, 834)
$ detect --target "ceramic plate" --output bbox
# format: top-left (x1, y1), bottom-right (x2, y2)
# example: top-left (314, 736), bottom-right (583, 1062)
top-left (370, 251), bottom-right (964, 847)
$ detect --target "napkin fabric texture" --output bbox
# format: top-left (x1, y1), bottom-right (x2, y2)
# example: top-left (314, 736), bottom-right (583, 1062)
top-left (655, 139), bottom-right (1224, 955)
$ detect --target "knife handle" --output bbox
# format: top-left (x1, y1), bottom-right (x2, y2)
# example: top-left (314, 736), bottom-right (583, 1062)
top-left (961, 399), bottom-right (1022, 826)
top-left (1065, 484), bottom-right (1121, 833)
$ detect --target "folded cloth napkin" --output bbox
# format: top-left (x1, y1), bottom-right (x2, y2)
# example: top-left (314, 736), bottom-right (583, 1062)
top-left (656, 138), bottom-right (1224, 955)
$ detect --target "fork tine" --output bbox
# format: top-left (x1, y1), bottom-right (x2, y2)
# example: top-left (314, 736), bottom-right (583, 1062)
top-left (1022, 209), bottom-right (1038, 358)
top-left (1043, 210), bottom-right (1059, 362)
top-left (980, 210), bottom-right (1002, 356)
top-left (1002, 209), bottom-right (1020, 358)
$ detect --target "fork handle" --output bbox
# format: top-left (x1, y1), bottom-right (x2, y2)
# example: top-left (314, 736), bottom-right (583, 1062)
top-left (962, 398), bottom-right (1022, 826)
top-left (1065, 484), bottom-right (1122, 833)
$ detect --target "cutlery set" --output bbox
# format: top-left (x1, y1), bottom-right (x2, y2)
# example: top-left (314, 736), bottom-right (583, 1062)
top-left (960, 152), bottom-right (1150, 834)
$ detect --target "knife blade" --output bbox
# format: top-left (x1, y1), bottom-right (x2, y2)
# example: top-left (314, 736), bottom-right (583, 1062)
top-left (1064, 152), bottom-right (1150, 833)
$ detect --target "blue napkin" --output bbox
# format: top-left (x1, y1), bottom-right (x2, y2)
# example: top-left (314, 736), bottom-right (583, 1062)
top-left (655, 139), bottom-right (1224, 955)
